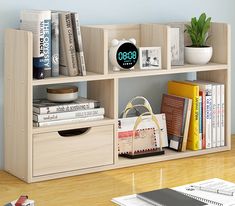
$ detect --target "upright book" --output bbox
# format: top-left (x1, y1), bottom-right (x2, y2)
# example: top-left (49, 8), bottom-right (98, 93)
top-left (168, 81), bottom-right (199, 150)
top-left (20, 10), bottom-right (52, 79)
top-left (161, 94), bottom-right (192, 152)
top-left (71, 12), bottom-right (86, 76)
top-left (59, 12), bottom-right (78, 76)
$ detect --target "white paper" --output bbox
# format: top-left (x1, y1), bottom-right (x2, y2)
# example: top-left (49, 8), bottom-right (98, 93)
top-left (112, 194), bottom-right (152, 206)
top-left (173, 178), bottom-right (235, 206)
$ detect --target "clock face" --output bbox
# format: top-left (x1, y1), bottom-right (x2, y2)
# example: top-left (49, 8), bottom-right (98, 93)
top-left (116, 42), bottom-right (138, 69)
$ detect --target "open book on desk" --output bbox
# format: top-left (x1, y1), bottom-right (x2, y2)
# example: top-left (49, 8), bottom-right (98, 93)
top-left (173, 178), bottom-right (235, 206)
top-left (112, 178), bottom-right (235, 206)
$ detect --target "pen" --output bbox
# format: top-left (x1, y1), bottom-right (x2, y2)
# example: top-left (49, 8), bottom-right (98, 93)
top-left (189, 185), bottom-right (234, 196)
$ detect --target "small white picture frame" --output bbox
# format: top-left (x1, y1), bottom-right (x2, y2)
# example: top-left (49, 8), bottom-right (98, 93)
top-left (139, 47), bottom-right (162, 70)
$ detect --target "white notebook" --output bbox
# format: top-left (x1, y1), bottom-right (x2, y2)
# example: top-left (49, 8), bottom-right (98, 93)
top-left (112, 178), bottom-right (235, 206)
top-left (173, 178), bottom-right (235, 206)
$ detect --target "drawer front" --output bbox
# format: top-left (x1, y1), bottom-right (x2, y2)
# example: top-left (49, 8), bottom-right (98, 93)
top-left (33, 125), bottom-right (114, 176)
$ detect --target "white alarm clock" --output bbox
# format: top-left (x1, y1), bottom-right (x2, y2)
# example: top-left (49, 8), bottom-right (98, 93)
top-left (109, 38), bottom-right (139, 71)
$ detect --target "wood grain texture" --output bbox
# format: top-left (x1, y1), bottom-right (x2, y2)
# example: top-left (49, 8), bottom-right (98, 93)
top-left (33, 125), bottom-right (114, 176)
top-left (1, 136), bottom-right (235, 206)
top-left (4, 29), bottom-right (33, 182)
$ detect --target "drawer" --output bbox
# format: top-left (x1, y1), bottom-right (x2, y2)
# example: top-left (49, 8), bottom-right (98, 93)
top-left (33, 125), bottom-right (114, 176)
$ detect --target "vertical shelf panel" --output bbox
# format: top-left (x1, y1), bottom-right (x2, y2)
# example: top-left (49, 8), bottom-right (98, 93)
top-left (4, 29), bottom-right (33, 181)
top-left (140, 24), bottom-right (171, 70)
top-left (87, 79), bottom-right (116, 119)
top-left (81, 26), bottom-right (108, 74)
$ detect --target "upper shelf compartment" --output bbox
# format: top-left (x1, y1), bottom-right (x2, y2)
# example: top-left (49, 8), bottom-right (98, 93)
top-left (81, 22), bottom-right (230, 76)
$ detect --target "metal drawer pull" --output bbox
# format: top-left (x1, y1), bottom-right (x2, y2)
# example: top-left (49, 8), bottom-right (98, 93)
top-left (58, 127), bottom-right (91, 137)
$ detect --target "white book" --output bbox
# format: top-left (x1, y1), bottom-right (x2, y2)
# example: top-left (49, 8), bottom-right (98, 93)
top-left (216, 84), bottom-right (221, 147)
top-left (20, 10), bottom-right (51, 79)
top-left (221, 84), bottom-right (225, 146)
top-left (33, 115), bottom-right (104, 127)
top-left (211, 85), bottom-right (217, 148)
top-left (33, 107), bottom-right (105, 122)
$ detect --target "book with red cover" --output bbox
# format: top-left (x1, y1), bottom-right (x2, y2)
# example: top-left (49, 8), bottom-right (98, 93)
top-left (161, 94), bottom-right (192, 151)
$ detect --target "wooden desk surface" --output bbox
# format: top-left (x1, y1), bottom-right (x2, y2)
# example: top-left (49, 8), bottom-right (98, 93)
top-left (1, 137), bottom-right (235, 206)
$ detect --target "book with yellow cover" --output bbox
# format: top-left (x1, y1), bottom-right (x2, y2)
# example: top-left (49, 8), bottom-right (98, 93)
top-left (168, 81), bottom-right (199, 150)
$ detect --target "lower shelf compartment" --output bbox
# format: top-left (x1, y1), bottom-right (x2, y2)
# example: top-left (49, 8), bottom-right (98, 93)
top-left (116, 146), bottom-right (230, 167)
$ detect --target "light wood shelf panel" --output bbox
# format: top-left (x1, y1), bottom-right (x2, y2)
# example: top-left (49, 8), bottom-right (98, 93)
top-left (33, 117), bottom-right (115, 134)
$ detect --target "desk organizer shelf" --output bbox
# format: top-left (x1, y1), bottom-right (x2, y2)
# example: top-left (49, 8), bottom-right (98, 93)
top-left (4, 22), bottom-right (231, 182)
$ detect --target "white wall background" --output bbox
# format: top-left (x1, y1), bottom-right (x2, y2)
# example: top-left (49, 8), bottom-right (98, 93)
top-left (0, 0), bottom-right (234, 169)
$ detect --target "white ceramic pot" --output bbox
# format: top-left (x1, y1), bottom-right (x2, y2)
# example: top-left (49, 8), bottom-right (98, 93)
top-left (185, 46), bottom-right (213, 65)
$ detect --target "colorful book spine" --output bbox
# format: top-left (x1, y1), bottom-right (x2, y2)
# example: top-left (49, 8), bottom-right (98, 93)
top-left (199, 91), bottom-right (206, 149)
top-left (51, 12), bottom-right (60, 77)
top-left (211, 85), bottom-right (217, 148)
top-left (20, 10), bottom-right (51, 79)
top-left (59, 12), bottom-right (78, 76)
top-left (33, 115), bottom-right (104, 127)
top-left (198, 95), bottom-right (202, 150)
top-left (33, 107), bottom-right (105, 122)
top-left (205, 94), bottom-right (212, 149)
top-left (42, 11), bottom-right (52, 78)
top-left (71, 12), bottom-right (86, 76)
top-left (168, 81), bottom-right (199, 150)
top-left (220, 84), bottom-right (225, 146)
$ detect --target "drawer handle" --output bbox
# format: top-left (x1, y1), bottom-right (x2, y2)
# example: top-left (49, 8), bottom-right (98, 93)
top-left (58, 127), bottom-right (91, 137)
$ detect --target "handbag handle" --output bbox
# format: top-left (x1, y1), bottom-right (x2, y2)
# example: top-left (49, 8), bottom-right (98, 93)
top-left (131, 112), bottom-right (162, 155)
top-left (121, 96), bottom-right (153, 118)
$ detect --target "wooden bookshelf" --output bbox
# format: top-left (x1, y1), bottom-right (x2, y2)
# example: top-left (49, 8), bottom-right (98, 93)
top-left (4, 22), bottom-right (231, 182)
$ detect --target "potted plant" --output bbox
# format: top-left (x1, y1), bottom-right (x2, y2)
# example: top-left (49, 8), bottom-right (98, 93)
top-left (184, 13), bottom-right (212, 65)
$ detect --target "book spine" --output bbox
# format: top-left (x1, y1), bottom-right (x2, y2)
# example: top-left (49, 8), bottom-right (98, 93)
top-left (33, 115), bottom-right (104, 127)
top-left (191, 88), bottom-right (199, 150)
top-left (211, 85), bottom-right (217, 148)
top-left (200, 91), bottom-right (206, 149)
top-left (216, 85), bottom-right (221, 147)
top-left (198, 95), bottom-right (202, 150)
top-left (71, 12), bottom-right (86, 76)
top-left (43, 11), bottom-right (52, 78)
top-left (33, 101), bottom-right (99, 114)
top-left (205, 95), bottom-right (212, 149)
top-left (51, 12), bottom-right (60, 77)
top-left (220, 84), bottom-right (225, 146)
top-left (33, 108), bottom-right (105, 122)
top-left (59, 12), bottom-right (78, 76)
top-left (20, 11), bottom-right (45, 79)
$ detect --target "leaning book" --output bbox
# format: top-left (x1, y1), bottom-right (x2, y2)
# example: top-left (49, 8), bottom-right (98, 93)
top-left (33, 96), bottom-right (100, 114)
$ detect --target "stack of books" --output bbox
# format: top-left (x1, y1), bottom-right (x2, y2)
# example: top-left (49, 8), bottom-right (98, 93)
top-left (166, 80), bottom-right (225, 151)
top-left (33, 96), bottom-right (105, 127)
top-left (20, 10), bottom-right (86, 79)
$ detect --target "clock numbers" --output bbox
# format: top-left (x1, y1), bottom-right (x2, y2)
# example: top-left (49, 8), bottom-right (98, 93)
top-left (118, 51), bottom-right (137, 60)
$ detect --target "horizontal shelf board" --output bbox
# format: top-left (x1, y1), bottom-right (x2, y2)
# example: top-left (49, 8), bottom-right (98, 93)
top-left (32, 117), bottom-right (115, 134)
top-left (117, 146), bottom-right (230, 167)
top-left (108, 63), bottom-right (228, 79)
top-left (32, 72), bottom-right (112, 86)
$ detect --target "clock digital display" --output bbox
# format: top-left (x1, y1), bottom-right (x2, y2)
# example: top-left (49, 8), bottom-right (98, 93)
top-left (116, 42), bottom-right (138, 69)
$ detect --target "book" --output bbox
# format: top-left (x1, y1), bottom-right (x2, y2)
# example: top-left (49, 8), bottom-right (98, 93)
top-left (189, 80), bottom-right (213, 149)
top-left (71, 12), bottom-right (86, 76)
top-left (199, 90), bottom-right (206, 149)
top-left (168, 81), bottom-right (199, 150)
top-left (33, 107), bottom-right (105, 122)
top-left (33, 115), bottom-right (104, 127)
top-left (33, 96), bottom-right (100, 114)
top-left (137, 188), bottom-right (206, 206)
top-left (221, 84), bottom-right (225, 146)
top-left (160, 94), bottom-right (192, 152)
top-left (51, 11), bottom-right (60, 77)
top-left (59, 12), bottom-right (78, 76)
top-left (20, 10), bottom-right (52, 79)
top-left (173, 178), bottom-right (235, 206)
top-left (198, 95), bottom-right (202, 149)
